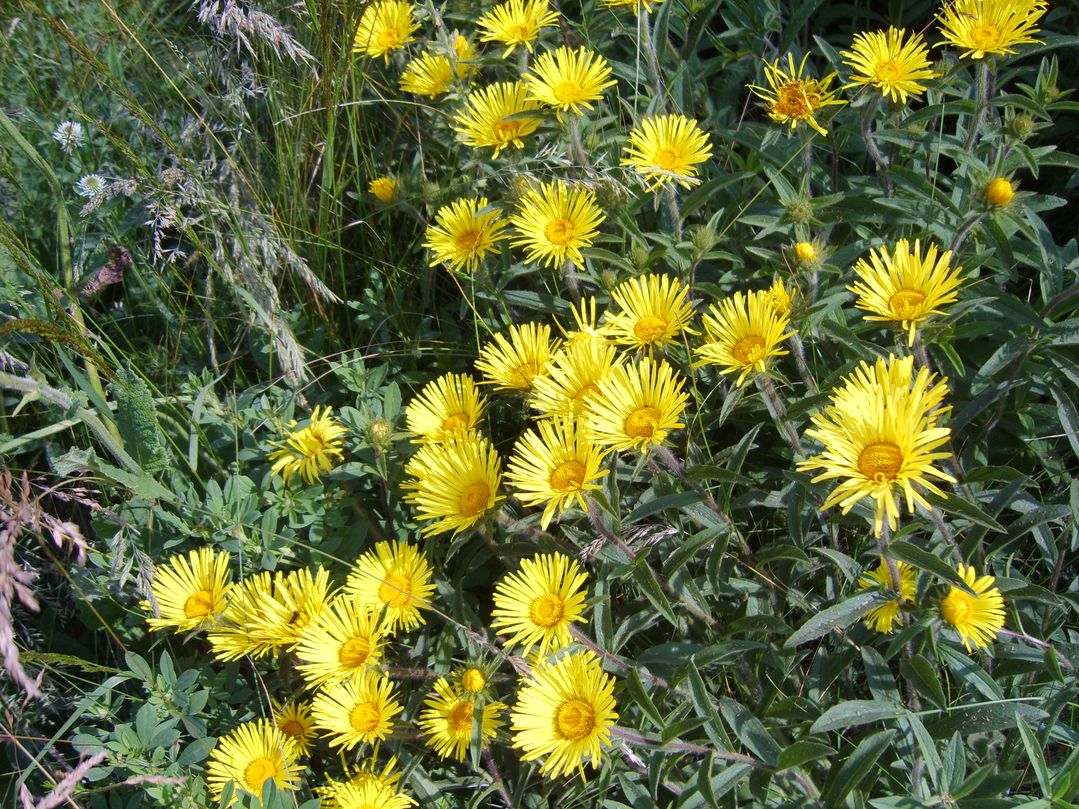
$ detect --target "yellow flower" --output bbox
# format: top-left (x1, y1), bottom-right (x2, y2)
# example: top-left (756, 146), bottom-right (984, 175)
top-left (404, 372), bottom-right (488, 444)
top-left (586, 357), bottom-right (688, 453)
top-left (345, 540), bottom-right (436, 634)
top-left (400, 52), bottom-right (456, 97)
top-left (353, 0), bottom-right (419, 63)
top-left (857, 559), bottom-right (917, 634)
top-left (603, 273), bottom-right (696, 352)
top-left (453, 81), bottom-right (544, 156)
top-left (559, 295), bottom-right (608, 347)
top-left (602, 0), bottom-right (665, 11)
top-left (621, 114), bottom-right (713, 190)
top-left (418, 677), bottom-right (506, 761)
top-left (985, 177), bottom-right (1015, 206)
top-left (842, 27), bottom-right (937, 105)
top-left (206, 719), bottom-right (302, 804)
top-left (766, 278), bottom-right (795, 318)
top-left (144, 547), bottom-right (232, 633)
top-left (848, 238), bottom-right (965, 346)
top-left (452, 33), bottom-right (478, 78)
top-left (492, 552), bottom-right (589, 655)
top-left (797, 354), bottom-right (956, 536)
top-left (335, 782), bottom-right (415, 809)
top-left (940, 563), bottom-right (1006, 651)
top-left (273, 700), bottom-right (317, 758)
top-left (530, 339), bottom-right (622, 419)
top-left (317, 757), bottom-right (411, 809)
top-left (937, 0), bottom-right (1047, 60)
top-left (268, 405), bottom-right (348, 486)
top-left (694, 289), bottom-right (794, 387)
top-left (475, 322), bottom-right (560, 392)
top-left (369, 176), bottom-right (398, 203)
top-left (311, 670), bottom-right (403, 751)
top-left (505, 417), bottom-right (609, 529)
top-left (402, 435), bottom-right (504, 536)
top-left (793, 240), bottom-right (818, 265)
top-left (509, 180), bottom-right (605, 270)
top-left (749, 53), bottom-right (846, 136)
top-left (510, 650), bottom-right (618, 779)
top-left (523, 46), bottom-right (616, 116)
top-left (295, 596), bottom-right (388, 689)
top-left (424, 197), bottom-right (508, 273)
top-left (477, 0), bottom-right (559, 58)
top-left (458, 667), bottom-right (488, 693)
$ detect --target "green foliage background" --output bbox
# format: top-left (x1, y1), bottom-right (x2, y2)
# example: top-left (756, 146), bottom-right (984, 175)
top-left (1, 0), bottom-right (1078, 807)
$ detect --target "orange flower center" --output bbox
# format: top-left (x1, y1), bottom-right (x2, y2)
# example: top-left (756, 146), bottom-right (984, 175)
top-left (459, 482), bottom-right (491, 517)
top-left (378, 573), bottom-right (413, 609)
top-left (775, 81), bottom-right (812, 119)
top-left (941, 589), bottom-right (975, 626)
top-left (442, 411), bottom-right (470, 433)
top-left (888, 288), bottom-right (927, 320)
top-left (874, 59), bottom-right (902, 83)
top-left (550, 459), bottom-right (586, 492)
top-left (494, 119), bottom-right (525, 144)
top-left (653, 146), bottom-right (680, 171)
top-left (349, 701), bottom-right (381, 733)
top-left (528, 593), bottom-right (565, 627)
top-left (633, 314), bottom-right (669, 344)
top-left (732, 334), bottom-right (767, 366)
top-left (572, 382), bottom-right (601, 407)
top-left (969, 24), bottom-right (1000, 51)
top-left (242, 757), bottom-right (277, 793)
top-left (624, 406), bottom-right (661, 439)
top-left (555, 698), bottom-right (595, 740)
top-left (448, 699), bottom-right (475, 732)
top-left (376, 27), bottom-right (401, 49)
top-left (183, 589), bottom-right (215, 619)
top-left (454, 228), bottom-right (483, 254)
top-left (544, 217), bottom-right (576, 246)
top-left (553, 80), bottom-right (584, 104)
top-left (339, 636), bottom-right (372, 669)
top-left (506, 24), bottom-right (532, 42)
top-left (280, 719), bottom-right (306, 740)
top-left (857, 442), bottom-right (903, 482)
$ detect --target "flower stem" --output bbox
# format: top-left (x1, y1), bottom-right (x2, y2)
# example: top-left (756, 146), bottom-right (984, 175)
top-left (861, 94), bottom-right (892, 194)
top-left (639, 9), bottom-right (666, 110)
top-left (963, 60), bottom-right (989, 152)
top-left (950, 212), bottom-right (985, 254)
top-left (755, 376), bottom-right (802, 454)
top-left (565, 113), bottom-right (591, 174)
top-left (665, 185), bottom-right (683, 242)
top-left (876, 520), bottom-right (903, 595)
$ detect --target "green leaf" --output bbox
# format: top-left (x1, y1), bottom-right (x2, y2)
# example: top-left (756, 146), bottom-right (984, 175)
top-left (887, 541), bottom-right (968, 588)
top-left (926, 492), bottom-right (1005, 533)
top-left (718, 698), bottom-right (781, 766)
top-left (900, 654), bottom-right (947, 710)
top-left (924, 700), bottom-right (1048, 738)
top-left (178, 736), bottom-right (217, 767)
top-left (810, 700), bottom-right (907, 734)
top-left (777, 740), bottom-right (836, 771)
top-left (1015, 714), bottom-right (1052, 797)
top-left (785, 591), bottom-right (890, 648)
top-left (822, 729), bottom-right (896, 805)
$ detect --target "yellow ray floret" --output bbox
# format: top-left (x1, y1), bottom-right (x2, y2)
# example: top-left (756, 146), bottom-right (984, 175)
top-left (847, 238), bottom-right (965, 346)
top-left (402, 435), bottom-right (504, 537)
top-left (399, 52), bottom-right (456, 98)
top-left (345, 540), bottom-right (436, 633)
top-left (510, 650), bottom-right (618, 779)
top-left (206, 719), bottom-right (302, 804)
top-left (424, 198), bottom-right (509, 273)
top-left (603, 273), bottom-right (696, 352)
top-left (523, 45), bottom-right (616, 116)
top-left (509, 180), bottom-right (606, 270)
top-left (312, 670), bottom-right (403, 751)
top-left (418, 677), bottom-right (506, 760)
top-left (295, 595), bottom-right (388, 689)
top-left (268, 405), bottom-right (348, 486)
top-left (531, 339), bottom-right (622, 419)
top-left (798, 354), bottom-right (955, 536)
top-left (940, 563), bottom-right (1007, 651)
top-left (353, 1), bottom-right (419, 63)
top-left (475, 322), bottom-right (561, 392)
top-left (405, 372), bottom-right (488, 443)
top-left (492, 552), bottom-right (589, 655)
top-left (857, 559), bottom-right (917, 634)
top-left (273, 700), bottom-right (316, 758)
top-left (477, 0), bottom-right (559, 58)
top-left (453, 81), bottom-right (544, 156)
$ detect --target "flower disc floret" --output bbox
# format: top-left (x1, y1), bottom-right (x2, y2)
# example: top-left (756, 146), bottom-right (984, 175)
top-left (748, 53), bottom-right (846, 136)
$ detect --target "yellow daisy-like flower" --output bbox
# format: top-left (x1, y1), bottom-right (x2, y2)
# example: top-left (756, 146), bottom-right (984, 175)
top-left (458, 666), bottom-right (489, 694)
top-left (335, 782), bottom-right (415, 809)
top-left (842, 27), bottom-right (937, 105)
top-left (345, 540), bottom-right (436, 633)
top-left (295, 595), bottom-right (388, 689)
top-left (509, 181), bottom-right (606, 270)
top-left (311, 670), bottom-right (403, 751)
top-left (206, 719), bottom-right (302, 804)
top-left (604, 273), bottom-right (696, 352)
top-left (793, 240), bottom-right (819, 265)
top-left (476, 0), bottom-right (559, 58)
top-left (452, 33), bottom-right (478, 78)
top-left (857, 559), bottom-right (917, 634)
top-left (475, 322), bottom-right (560, 392)
top-left (405, 372), bottom-right (488, 444)
top-left (402, 435), bottom-right (505, 537)
top-left (523, 46), bottom-right (616, 116)
top-left (530, 339), bottom-right (622, 419)
top-left (510, 650), bottom-right (618, 779)
top-left (586, 357), bottom-right (687, 453)
top-left (848, 238), bottom-right (965, 346)
top-left (766, 278), bottom-right (795, 317)
top-left (797, 354), bottom-right (956, 536)
top-left (985, 177), bottom-right (1015, 206)
top-left (937, 0), bottom-right (1047, 60)
top-left (424, 197), bottom-right (509, 273)
top-left (318, 757), bottom-right (410, 809)
top-left (353, 0), bottom-right (419, 63)
top-left (694, 289), bottom-right (794, 387)
top-left (505, 417), bottom-right (609, 529)
top-left (748, 53), bottom-right (846, 136)
top-left (621, 114), bottom-right (713, 190)
top-left (368, 176), bottom-right (398, 203)
top-left (492, 552), bottom-right (589, 655)
top-left (274, 700), bottom-right (317, 758)
top-left (559, 295), bottom-right (608, 348)
top-left (940, 563), bottom-right (1007, 651)
top-left (268, 405), bottom-right (348, 486)
top-left (144, 546), bottom-right (232, 633)
top-left (207, 568), bottom-right (332, 661)
top-left (454, 81), bottom-right (544, 156)
top-left (602, 0), bottom-right (665, 12)
top-left (400, 52), bottom-right (456, 97)
top-left (418, 677), bottom-right (506, 761)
